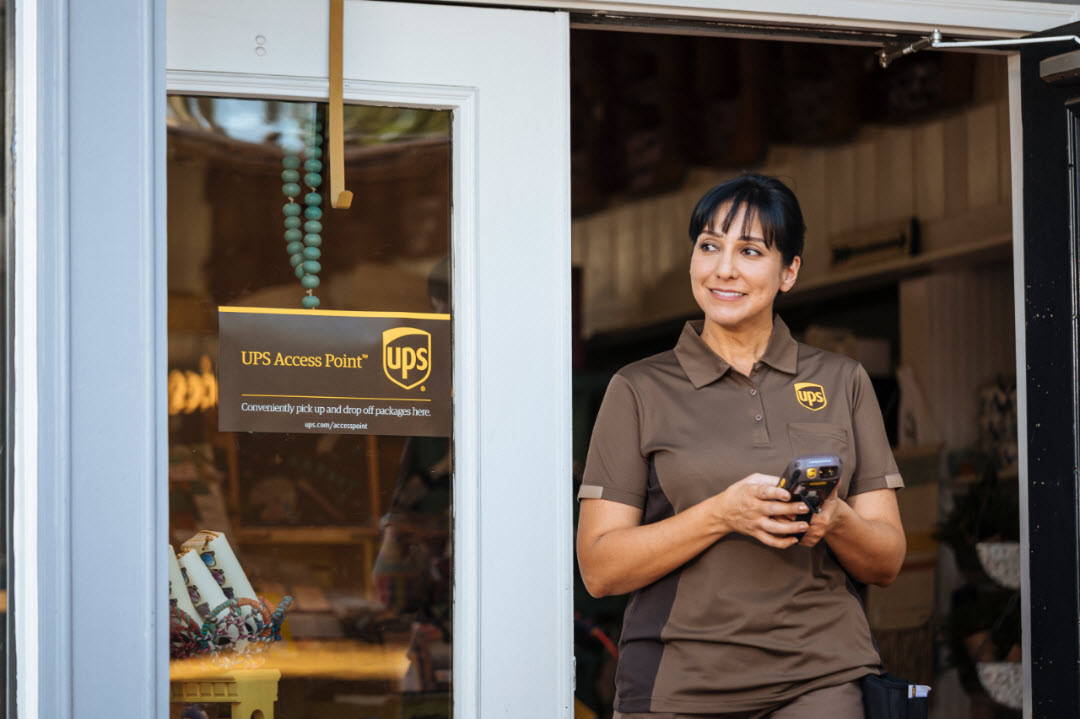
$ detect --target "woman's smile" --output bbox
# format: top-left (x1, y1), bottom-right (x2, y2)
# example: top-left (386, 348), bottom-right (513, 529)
top-left (708, 288), bottom-right (747, 300)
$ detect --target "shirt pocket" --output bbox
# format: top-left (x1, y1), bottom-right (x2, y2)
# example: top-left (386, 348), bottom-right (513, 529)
top-left (786, 422), bottom-right (853, 497)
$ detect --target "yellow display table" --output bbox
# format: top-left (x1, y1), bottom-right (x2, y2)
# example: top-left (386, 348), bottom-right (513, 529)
top-left (171, 642), bottom-right (412, 718)
top-left (170, 668), bottom-right (280, 719)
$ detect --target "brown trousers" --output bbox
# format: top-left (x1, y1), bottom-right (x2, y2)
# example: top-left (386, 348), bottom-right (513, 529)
top-left (612, 679), bottom-right (864, 719)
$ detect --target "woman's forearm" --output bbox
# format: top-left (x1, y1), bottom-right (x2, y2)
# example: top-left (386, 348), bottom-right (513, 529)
top-left (578, 497), bottom-right (728, 597)
top-left (578, 475), bottom-right (807, 597)
top-left (824, 500), bottom-right (906, 586)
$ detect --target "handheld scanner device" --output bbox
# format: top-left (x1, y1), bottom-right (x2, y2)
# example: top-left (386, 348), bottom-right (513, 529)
top-left (778, 454), bottom-right (842, 540)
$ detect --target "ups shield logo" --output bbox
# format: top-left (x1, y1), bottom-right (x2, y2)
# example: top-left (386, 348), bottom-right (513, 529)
top-left (383, 327), bottom-right (432, 390)
top-left (794, 382), bottom-right (827, 411)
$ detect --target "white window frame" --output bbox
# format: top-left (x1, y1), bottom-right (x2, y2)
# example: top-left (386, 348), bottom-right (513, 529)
top-left (168, 67), bottom-right (490, 714)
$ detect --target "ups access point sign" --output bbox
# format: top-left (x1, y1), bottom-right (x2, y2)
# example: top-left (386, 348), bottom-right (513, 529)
top-left (218, 307), bottom-right (451, 437)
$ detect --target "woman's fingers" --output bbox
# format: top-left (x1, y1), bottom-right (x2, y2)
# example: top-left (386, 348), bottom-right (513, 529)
top-left (799, 523), bottom-right (827, 547)
top-left (720, 475), bottom-right (816, 547)
top-left (762, 499), bottom-right (808, 516)
top-left (761, 517), bottom-right (809, 536)
top-left (742, 474), bottom-right (790, 501)
top-left (756, 485), bottom-right (792, 502)
top-left (799, 496), bottom-right (841, 546)
top-left (755, 530), bottom-right (801, 549)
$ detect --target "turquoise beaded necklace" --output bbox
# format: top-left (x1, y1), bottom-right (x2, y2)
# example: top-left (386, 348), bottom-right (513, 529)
top-left (282, 118), bottom-right (325, 309)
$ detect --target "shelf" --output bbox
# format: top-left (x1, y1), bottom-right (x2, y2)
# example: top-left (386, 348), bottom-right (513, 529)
top-left (778, 234), bottom-right (1012, 305)
top-left (235, 526), bottom-right (380, 545)
top-left (635, 233), bottom-right (1012, 332)
top-left (170, 640), bottom-right (410, 681)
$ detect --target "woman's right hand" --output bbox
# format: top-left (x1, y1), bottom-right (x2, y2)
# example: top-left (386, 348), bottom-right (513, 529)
top-left (713, 473), bottom-right (809, 548)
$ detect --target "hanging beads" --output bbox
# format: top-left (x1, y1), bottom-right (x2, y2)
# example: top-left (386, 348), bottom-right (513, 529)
top-left (283, 118), bottom-right (325, 310)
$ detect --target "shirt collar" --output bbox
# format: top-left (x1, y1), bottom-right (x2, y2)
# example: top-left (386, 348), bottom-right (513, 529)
top-left (674, 315), bottom-right (799, 389)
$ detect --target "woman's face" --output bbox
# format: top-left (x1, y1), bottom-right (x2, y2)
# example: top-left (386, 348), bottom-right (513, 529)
top-left (689, 203), bottom-right (800, 334)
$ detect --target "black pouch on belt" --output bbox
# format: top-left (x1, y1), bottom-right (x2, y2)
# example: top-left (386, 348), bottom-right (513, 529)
top-left (861, 672), bottom-right (929, 719)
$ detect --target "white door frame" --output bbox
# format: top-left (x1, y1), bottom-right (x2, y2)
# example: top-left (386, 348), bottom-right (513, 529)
top-left (16, 0), bottom-right (168, 717)
top-left (166, 2), bottom-right (573, 717)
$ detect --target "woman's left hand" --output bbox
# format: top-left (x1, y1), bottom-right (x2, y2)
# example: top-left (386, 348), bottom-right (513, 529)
top-left (797, 487), bottom-right (847, 548)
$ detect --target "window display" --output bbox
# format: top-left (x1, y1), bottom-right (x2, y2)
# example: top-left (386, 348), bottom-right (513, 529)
top-left (167, 95), bottom-right (453, 719)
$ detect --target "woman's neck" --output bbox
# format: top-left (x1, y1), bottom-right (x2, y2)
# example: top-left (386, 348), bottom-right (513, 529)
top-left (700, 315), bottom-right (774, 377)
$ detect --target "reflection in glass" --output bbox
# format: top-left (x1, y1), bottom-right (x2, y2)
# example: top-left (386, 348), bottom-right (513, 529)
top-left (167, 96), bottom-right (452, 718)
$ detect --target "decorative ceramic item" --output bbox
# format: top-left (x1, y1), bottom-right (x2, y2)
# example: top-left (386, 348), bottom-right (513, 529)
top-left (977, 661), bottom-right (1022, 710)
top-left (178, 548), bottom-right (230, 619)
top-left (181, 530), bottom-right (258, 603)
top-left (169, 535), bottom-right (293, 660)
top-left (976, 541), bottom-right (1021, 590)
top-left (977, 377), bottom-right (1019, 473)
top-left (168, 545), bottom-right (202, 625)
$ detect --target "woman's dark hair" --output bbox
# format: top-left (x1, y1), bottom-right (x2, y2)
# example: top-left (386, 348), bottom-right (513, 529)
top-left (688, 173), bottom-right (805, 267)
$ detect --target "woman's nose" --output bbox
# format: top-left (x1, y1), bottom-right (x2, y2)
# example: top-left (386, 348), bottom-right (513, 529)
top-left (716, 251), bottom-right (738, 278)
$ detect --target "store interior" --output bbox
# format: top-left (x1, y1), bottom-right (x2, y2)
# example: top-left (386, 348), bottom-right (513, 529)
top-left (569, 29), bottom-right (1020, 719)
top-left (164, 26), bottom-right (1021, 719)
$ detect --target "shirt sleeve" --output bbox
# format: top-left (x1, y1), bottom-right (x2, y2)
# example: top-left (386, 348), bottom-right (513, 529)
top-left (577, 373), bottom-right (649, 508)
top-left (849, 364), bottom-right (904, 496)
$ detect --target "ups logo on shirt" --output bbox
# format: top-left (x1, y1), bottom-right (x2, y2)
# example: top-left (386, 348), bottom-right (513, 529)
top-left (794, 382), bottom-right (827, 411)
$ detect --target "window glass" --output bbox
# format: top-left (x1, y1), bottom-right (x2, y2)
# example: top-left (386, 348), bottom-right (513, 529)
top-left (167, 96), bottom-right (453, 719)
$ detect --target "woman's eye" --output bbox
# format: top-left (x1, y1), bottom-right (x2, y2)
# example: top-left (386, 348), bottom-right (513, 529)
top-left (698, 241), bottom-right (716, 251)
top-left (741, 246), bottom-right (762, 256)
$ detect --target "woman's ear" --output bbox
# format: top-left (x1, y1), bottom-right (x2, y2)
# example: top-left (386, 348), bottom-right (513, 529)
top-left (779, 256), bottom-right (801, 293)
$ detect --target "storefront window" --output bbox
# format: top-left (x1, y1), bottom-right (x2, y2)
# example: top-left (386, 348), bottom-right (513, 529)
top-left (167, 96), bottom-right (452, 718)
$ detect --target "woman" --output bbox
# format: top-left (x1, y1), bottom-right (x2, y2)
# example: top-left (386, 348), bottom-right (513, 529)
top-left (576, 173), bottom-right (906, 719)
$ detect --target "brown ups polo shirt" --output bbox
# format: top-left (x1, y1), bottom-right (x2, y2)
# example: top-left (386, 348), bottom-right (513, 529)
top-left (578, 317), bottom-right (903, 714)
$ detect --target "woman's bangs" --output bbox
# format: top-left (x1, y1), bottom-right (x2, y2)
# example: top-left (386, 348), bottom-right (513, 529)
top-left (711, 193), bottom-right (780, 249)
